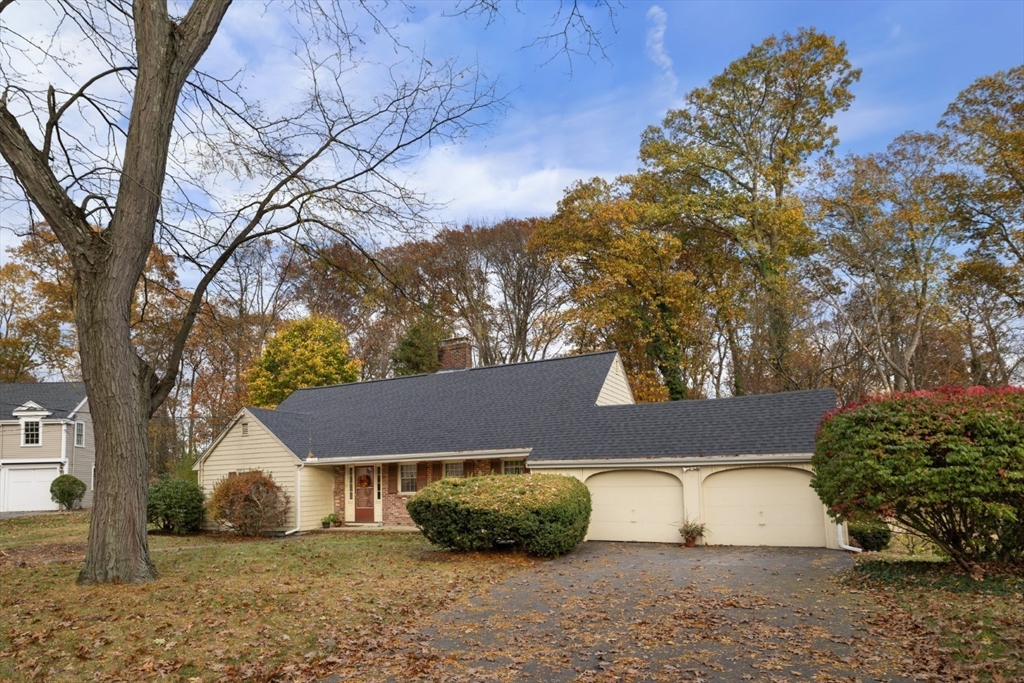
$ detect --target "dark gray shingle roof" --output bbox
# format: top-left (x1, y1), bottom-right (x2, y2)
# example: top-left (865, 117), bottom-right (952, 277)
top-left (0, 382), bottom-right (86, 419)
top-left (270, 351), bottom-right (619, 459)
top-left (545, 389), bottom-right (837, 461)
top-left (243, 352), bottom-right (834, 462)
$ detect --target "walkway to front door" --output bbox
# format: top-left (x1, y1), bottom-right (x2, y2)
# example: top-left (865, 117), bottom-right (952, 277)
top-left (354, 466), bottom-right (374, 522)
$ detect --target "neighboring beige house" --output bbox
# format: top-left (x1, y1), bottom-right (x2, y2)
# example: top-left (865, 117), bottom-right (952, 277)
top-left (0, 382), bottom-right (96, 512)
top-left (196, 341), bottom-right (850, 549)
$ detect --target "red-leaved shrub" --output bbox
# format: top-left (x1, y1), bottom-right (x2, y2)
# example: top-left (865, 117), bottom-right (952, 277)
top-left (812, 386), bottom-right (1024, 570)
top-left (207, 470), bottom-right (290, 536)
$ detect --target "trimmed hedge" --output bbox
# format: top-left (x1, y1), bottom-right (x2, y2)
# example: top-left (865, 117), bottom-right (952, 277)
top-left (848, 520), bottom-right (892, 552)
top-left (406, 474), bottom-right (591, 558)
top-left (147, 478), bottom-right (205, 534)
top-left (812, 386), bottom-right (1024, 570)
top-left (50, 474), bottom-right (86, 510)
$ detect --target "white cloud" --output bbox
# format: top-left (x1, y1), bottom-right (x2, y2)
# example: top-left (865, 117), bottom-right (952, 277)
top-left (408, 144), bottom-right (601, 222)
top-left (645, 5), bottom-right (678, 96)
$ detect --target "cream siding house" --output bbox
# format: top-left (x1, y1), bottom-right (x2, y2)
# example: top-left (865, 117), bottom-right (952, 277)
top-left (0, 383), bottom-right (96, 512)
top-left (195, 344), bottom-right (848, 549)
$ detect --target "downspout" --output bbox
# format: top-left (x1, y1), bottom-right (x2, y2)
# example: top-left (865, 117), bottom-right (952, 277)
top-left (837, 522), bottom-right (862, 553)
top-left (60, 422), bottom-right (68, 474)
top-left (285, 463), bottom-right (303, 535)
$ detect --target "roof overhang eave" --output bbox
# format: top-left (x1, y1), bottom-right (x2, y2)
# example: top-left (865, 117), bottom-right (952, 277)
top-left (303, 447), bottom-right (534, 466)
top-left (526, 452), bottom-right (815, 468)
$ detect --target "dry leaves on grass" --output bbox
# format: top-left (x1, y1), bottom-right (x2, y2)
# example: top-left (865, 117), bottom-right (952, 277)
top-left (0, 532), bottom-right (537, 682)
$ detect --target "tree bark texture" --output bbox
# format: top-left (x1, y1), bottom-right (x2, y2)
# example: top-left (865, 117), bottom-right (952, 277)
top-left (76, 274), bottom-right (158, 584)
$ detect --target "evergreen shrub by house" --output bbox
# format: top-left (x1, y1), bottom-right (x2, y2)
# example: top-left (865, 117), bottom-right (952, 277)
top-left (407, 474), bottom-right (592, 558)
top-left (812, 386), bottom-right (1024, 570)
top-left (50, 474), bottom-right (87, 510)
top-left (147, 477), bottom-right (205, 534)
top-left (847, 520), bottom-right (892, 552)
top-left (207, 470), bottom-right (290, 536)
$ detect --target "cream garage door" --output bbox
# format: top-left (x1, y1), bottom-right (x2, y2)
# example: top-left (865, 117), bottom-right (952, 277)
top-left (586, 470), bottom-right (684, 543)
top-left (4, 466), bottom-right (61, 512)
top-left (702, 468), bottom-right (826, 547)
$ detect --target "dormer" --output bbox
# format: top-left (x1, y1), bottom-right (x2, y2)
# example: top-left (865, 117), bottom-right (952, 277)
top-left (13, 401), bottom-right (52, 447)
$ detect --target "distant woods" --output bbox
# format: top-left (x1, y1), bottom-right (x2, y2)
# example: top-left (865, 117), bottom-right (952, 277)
top-left (2, 30), bottom-right (1022, 471)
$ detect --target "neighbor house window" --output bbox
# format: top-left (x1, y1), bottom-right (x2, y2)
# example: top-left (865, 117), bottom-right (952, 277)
top-left (75, 421), bottom-right (85, 447)
top-left (348, 466), bottom-right (354, 500)
top-left (399, 463), bottom-right (418, 494)
top-left (22, 420), bottom-right (40, 446)
top-left (503, 459), bottom-right (526, 475)
top-left (444, 461), bottom-right (464, 478)
top-left (376, 466), bottom-right (382, 500)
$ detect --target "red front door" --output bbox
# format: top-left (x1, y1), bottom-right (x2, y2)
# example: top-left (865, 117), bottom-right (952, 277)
top-left (354, 467), bottom-right (374, 522)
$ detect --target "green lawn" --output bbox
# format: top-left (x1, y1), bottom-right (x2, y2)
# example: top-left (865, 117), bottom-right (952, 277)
top-left (0, 512), bottom-right (535, 682)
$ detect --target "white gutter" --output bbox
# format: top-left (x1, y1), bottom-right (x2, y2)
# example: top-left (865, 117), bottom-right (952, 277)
top-left (837, 522), bottom-right (862, 553)
top-left (285, 463), bottom-right (303, 535)
top-left (527, 453), bottom-right (814, 468)
top-left (304, 447), bottom-right (533, 466)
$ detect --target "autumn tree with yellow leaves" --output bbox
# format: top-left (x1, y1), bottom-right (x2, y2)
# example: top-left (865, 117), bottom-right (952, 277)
top-left (245, 316), bottom-right (360, 408)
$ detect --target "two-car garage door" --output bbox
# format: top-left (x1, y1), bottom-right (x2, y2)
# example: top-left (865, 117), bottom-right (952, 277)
top-left (584, 467), bottom-right (827, 547)
top-left (1, 466), bottom-right (61, 513)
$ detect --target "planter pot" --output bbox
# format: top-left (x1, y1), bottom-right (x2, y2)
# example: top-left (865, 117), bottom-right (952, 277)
top-left (684, 537), bottom-right (697, 548)
top-left (322, 522), bottom-right (331, 529)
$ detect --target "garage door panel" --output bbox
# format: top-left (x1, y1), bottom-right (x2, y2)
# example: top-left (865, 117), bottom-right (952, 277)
top-left (587, 470), bottom-right (683, 543)
top-left (4, 466), bottom-right (61, 512)
top-left (703, 468), bottom-right (825, 547)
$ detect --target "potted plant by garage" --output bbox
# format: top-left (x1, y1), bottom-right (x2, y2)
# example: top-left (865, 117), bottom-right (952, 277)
top-left (321, 513), bottom-right (338, 529)
top-left (679, 520), bottom-right (708, 547)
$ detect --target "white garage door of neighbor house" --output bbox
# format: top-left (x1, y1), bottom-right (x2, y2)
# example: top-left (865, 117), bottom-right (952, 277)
top-left (586, 470), bottom-right (684, 543)
top-left (4, 466), bottom-right (61, 512)
top-left (702, 468), bottom-right (826, 547)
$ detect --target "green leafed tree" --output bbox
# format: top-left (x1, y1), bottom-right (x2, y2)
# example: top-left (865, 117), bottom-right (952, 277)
top-left (391, 313), bottom-right (450, 377)
top-left (639, 27), bottom-right (860, 393)
top-left (246, 316), bottom-right (360, 408)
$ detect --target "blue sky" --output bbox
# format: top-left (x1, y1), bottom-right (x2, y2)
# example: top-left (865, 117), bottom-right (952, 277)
top-left (396, 0), bottom-right (1024, 224)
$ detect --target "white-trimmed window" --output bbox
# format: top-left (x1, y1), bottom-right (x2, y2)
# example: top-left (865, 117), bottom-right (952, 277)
top-left (444, 461), bottom-right (464, 478)
top-left (22, 420), bottom-right (41, 446)
top-left (502, 459), bottom-right (526, 475)
top-left (75, 421), bottom-right (85, 447)
top-left (399, 463), bottom-right (418, 494)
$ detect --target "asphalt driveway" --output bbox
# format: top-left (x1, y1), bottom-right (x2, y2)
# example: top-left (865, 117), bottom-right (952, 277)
top-left (323, 543), bottom-right (951, 682)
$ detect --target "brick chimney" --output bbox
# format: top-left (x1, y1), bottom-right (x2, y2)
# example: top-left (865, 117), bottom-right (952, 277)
top-left (438, 337), bottom-right (473, 371)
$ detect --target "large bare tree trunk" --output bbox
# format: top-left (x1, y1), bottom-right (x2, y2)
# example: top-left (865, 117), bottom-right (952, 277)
top-left (77, 274), bottom-right (158, 583)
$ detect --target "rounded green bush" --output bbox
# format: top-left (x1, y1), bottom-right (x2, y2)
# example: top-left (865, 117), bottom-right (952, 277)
top-left (147, 477), bottom-right (205, 534)
top-left (812, 386), bottom-right (1024, 570)
top-left (50, 474), bottom-right (86, 510)
top-left (848, 520), bottom-right (892, 552)
top-left (406, 474), bottom-right (592, 558)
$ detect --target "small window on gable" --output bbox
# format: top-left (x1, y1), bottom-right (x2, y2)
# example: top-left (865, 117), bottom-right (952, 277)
top-left (503, 459), bottom-right (526, 475)
top-left (75, 421), bottom-right (85, 447)
top-left (22, 420), bottom-right (40, 446)
top-left (399, 463), bottom-right (418, 494)
top-left (241, 422), bottom-right (249, 436)
top-left (444, 461), bottom-right (464, 478)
